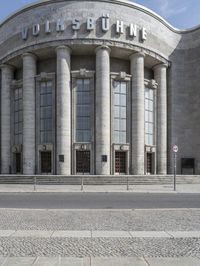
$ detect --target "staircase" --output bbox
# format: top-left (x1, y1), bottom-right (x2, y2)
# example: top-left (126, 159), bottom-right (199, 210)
top-left (0, 175), bottom-right (200, 185)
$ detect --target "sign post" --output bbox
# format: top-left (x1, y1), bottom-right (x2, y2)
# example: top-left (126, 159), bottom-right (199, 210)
top-left (172, 145), bottom-right (178, 191)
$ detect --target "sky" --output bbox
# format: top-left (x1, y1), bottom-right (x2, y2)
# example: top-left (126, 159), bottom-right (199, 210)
top-left (0, 0), bottom-right (199, 29)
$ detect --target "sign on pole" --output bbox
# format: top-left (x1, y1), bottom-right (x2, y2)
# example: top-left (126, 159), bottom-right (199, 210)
top-left (173, 145), bottom-right (178, 153)
top-left (172, 145), bottom-right (178, 191)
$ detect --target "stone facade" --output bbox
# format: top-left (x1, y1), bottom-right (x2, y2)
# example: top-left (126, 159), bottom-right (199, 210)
top-left (0, 0), bottom-right (199, 175)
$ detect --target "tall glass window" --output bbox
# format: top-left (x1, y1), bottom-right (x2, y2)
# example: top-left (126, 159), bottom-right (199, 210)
top-left (145, 88), bottom-right (155, 146)
top-left (113, 81), bottom-right (127, 143)
top-left (76, 79), bottom-right (91, 142)
top-left (40, 81), bottom-right (52, 143)
top-left (14, 87), bottom-right (23, 145)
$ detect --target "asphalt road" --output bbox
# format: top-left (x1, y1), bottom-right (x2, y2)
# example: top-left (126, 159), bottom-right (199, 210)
top-left (0, 192), bottom-right (199, 209)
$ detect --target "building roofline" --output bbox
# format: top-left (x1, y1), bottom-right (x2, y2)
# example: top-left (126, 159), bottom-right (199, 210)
top-left (0, 0), bottom-right (200, 34)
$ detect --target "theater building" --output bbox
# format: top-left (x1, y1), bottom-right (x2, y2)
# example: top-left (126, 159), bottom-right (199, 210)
top-left (0, 0), bottom-right (199, 176)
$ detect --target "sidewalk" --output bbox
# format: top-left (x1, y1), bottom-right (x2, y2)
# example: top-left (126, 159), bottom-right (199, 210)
top-left (0, 183), bottom-right (200, 193)
top-left (1, 256), bottom-right (200, 266)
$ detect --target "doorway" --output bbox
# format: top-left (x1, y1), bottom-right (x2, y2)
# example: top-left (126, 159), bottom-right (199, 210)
top-left (41, 151), bottom-right (52, 174)
top-left (115, 151), bottom-right (126, 174)
top-left (146, 152), bottom-right (154, 174)
top-left (76, 150), bottom-right (90, 174)
top-left (15, 153), bottom-right (21, 174)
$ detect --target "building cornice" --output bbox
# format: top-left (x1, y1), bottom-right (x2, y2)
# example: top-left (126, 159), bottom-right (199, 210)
top-left (0, 0), bottom-right (200, 34)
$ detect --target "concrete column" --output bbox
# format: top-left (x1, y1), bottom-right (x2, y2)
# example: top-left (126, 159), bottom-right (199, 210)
top-left (130, 52), bottom-right (145, 175)
top-left (154, 63), bottom-right (168, 174)
top-left (22, 53), bottom-right (37, 175)
top-left (0, 64), bottom-right (14, 174)
top-left (95, 45), bottom-right (111, 175)
top-left (56, 46), bottom-right (71, 175)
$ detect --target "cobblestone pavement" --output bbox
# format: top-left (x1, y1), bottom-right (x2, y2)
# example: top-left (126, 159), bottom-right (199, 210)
top-left (0, 209), bottom-right (199, 258)
top-left (0, 208), bottom-right (199, 231)
top-left (0, 237), bottom-right (200, 257)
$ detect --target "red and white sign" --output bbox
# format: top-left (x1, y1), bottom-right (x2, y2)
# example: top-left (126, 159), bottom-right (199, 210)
top-left (173, 145), bottom-right (178, 153)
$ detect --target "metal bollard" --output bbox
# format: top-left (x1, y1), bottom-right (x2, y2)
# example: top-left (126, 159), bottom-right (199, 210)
top-left (34, 176), bottom-right (36, 191)
top-left (127, 176), bottom-right (129, 191)
top-left (81, 177), bottom-right (84, 191)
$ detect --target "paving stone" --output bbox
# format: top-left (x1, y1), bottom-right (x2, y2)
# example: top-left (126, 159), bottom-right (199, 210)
top-left (0, 209), bottom-right (200, 231)
top-left (52, 230), bottom-right (91, 238)
top-left (33, 257), bottom-right (89, 266)
top-left (91, 257), bottom-right (148, 266)
top-left (167, 231), bottom-right (200, 238)
top-left (146, 257), bottom-right (200, 266)
top-left (13, 230), bottom-right (53, 238)
top-left (0, 230), bottom-right (15, 237)
top-left (2, 257), bottom-right (35, 266)
top-left (130, 231), bottom-right (170, 238)
top-left (92, 231), bottom-right (131, 238)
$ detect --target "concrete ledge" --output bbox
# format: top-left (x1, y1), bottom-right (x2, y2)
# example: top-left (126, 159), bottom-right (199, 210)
top-left (1, 230), bottom-right (200, 238)
top-left (0, 256), bottom-right (200, 266)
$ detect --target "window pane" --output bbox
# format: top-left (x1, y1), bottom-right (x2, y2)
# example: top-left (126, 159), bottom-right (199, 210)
top-left (46, 81), bottom-right (52, 93)
top-left (15, 112), bottom-right (18, 123)
top-left (18, 134), bottom-right (23, 144)
top-left (114, 94), bottom-right (120, 105)
top-left (40, 95), bottom-right (46, 106)
top-left (114, 106), bottom-right (120, 118)
top-left (84, 79), bottom-right (90, 91)
top-left (148, 123), bottom-right (153, 134)
top-left (145, 111), bottom-right (148, 122)
top-left (149, 111), bottom-right (153, 123)
top-left (18, 111), bottom-right (23, 122)
top-left (120, 94), bottom-right (126, 106)
top-left (83, 130), bottom-right (90, 142)
top-left (121, 107), bottom-right (126, 119)
top-left (113, 81), bottom-right (120, 93)
top-left (46, 94), bottom-right (52, 106)
top-left (18, 122), bottom-right (23, 133)
top-left (15, 101), bottom-right (18, 111)
top-left (14, 89), bottom-right (18, 99)
top-left (114, 131), bottom-right (120, 143)
top-left (40, 119), bottom-right (45, 130)
top-left (149, 89), bottom-right (154, 100)
top-left (113, 81), bottom-right (127, 144)
top-left (114, 118), bottom-right (120, 130)
top-left (121, 82), bottom-right (127, 94)
top-left (145, 99), bottom-right (149, 110)
top-left (149, 100), bottom-right (153, 111)
top-left (75, 79), bottom-right (91, 142)
top-left (77, 79), bottom-right (83, 91)
top-left (19, 99), bottom-right (23, 110)
top-left (120, 132), bottom-right (126, 143)
top-left (120, 119), bottom-right (126, 131)
top-left (14, 124), bottom-right (18, 134)
top-left (40, 82), bottom-right (46, 94)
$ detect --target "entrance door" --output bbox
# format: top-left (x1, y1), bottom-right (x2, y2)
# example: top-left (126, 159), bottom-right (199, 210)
top-left (76, 151), bottom-right (90, 174)
top-left (146, 152), bottom-right (153, 174)
top-left (15, 153), bottom-right (21, 174)
top-left (41, 151), bottom-right (52, 174)
top-left (115, 151), bottom-right (126, 174)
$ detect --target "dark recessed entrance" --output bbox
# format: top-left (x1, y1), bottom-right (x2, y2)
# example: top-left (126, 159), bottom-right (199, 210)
top-left (15, 153), bottom-right (21, 174)
top-left (41, 151), bottom-right (52, 174)
top-left (146, 152), bottom-right (153, 174)
top-left (115, 151), bottom-right (126, 174)
top-left (76, 150), bottom-right (90, 174)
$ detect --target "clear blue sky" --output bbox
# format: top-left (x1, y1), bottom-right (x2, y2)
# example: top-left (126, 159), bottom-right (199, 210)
top-left (0, 0), bottom-right (199, 29)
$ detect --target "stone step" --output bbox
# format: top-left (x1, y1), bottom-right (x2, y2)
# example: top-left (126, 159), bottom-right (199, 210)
top-left (0, 175), bottom-right (200, 185)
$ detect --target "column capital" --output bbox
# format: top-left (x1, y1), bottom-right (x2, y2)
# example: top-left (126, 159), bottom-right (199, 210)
top-left (95, 45), bottom-right (111, 54)
top-left (0, 64), bottom-right (15, 71)
top-left (22, 52), bottom-right (37, 61)
top-left (56, 45), bottom-right (72, 54)
top-left (130, 51), bottom-right (145, 60)
top-left (153, 63), bottom-right (168, 71)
